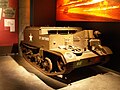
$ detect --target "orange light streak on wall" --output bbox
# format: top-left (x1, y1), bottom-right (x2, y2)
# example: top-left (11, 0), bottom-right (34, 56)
top-left (56, 0), bottom-right (120, 22)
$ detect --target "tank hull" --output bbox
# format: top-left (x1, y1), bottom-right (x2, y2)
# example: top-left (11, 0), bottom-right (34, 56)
top-left (20, 26), bottom-right (112, 76)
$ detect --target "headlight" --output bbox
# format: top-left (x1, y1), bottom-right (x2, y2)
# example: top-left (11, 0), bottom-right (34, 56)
top-left (65, 52), bottom-right (74, 59)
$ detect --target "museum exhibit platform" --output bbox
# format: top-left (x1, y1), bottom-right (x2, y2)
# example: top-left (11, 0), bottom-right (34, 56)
top-left (0, 55), bottom-right (120, 90)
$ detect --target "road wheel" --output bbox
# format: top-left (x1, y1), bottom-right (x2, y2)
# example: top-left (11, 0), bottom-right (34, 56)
top-left (40, 57), bottom-right (52, 72)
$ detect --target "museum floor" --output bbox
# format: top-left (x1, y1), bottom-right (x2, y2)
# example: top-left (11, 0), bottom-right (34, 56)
top-left (0, 56), bottom-right (53, 90)
top-left (0, 55), bottom-right (120, 90)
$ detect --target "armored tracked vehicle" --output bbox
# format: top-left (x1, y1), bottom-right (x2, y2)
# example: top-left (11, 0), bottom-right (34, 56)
top-left (20, 26), bottom-right (112, 76)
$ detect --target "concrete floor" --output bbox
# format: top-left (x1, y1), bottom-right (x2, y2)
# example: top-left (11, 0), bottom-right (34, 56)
top-left (59, 72), bottom-right (120, 90)
top-left (0, 56), bottom-right (53, 90)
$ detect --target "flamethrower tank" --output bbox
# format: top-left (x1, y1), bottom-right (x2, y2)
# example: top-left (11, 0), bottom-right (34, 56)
top-left (20, 26), bottom-right (112, 76)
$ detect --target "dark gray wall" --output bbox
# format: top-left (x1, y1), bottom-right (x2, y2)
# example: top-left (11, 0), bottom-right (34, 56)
top-left (30, 0), bottom-right (56, 26)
